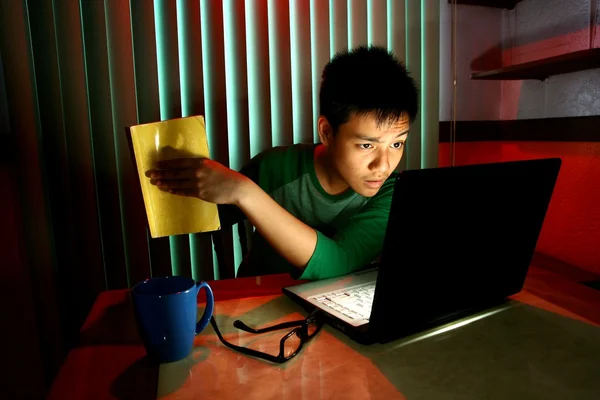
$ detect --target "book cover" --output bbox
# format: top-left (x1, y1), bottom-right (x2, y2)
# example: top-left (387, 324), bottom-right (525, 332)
top-left (128, 115), bottom-right (221, 238)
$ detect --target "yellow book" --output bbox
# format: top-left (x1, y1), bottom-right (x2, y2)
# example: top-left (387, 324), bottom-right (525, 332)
top-left (127, 115), bottom-right (221, 238)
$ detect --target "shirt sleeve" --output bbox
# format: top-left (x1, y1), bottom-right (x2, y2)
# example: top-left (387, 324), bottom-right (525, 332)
top-left (298, 177), bottom-right (396, 280)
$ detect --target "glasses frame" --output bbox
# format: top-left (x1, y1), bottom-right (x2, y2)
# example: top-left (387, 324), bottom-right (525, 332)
top-left (210, 308), bottom-right (324, 364)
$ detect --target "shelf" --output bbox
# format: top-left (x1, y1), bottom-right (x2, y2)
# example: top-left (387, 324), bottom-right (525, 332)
top-left (439, 116), bottom-right (600, 142)
top-left (447, 0), bottom-right (522, 9)
top-left (471, 48), bottom-right (600, 80)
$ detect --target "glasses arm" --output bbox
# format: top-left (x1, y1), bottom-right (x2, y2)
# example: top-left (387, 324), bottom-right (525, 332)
top-left (210, 317), bottom-right (285, 363)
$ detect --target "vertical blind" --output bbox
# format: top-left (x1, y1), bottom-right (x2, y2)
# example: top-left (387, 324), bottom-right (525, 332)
top-left (0, 0), bottom-right (438, 382)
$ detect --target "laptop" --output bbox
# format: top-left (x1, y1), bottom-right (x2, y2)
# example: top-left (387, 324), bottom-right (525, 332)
top-left (283, 157), bottom-right (562, 344)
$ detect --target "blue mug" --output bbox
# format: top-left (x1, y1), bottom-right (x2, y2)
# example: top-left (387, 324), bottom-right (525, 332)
top-left (132, 276), bottom-right (215, 363)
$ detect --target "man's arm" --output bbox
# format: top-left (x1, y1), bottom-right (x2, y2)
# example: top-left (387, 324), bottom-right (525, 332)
top-left (298, 192), bottom-right (392, 280)
top-left (235, 179), bottom-right (318, 268)
top-left (235, 174), bottom-right (394, 279)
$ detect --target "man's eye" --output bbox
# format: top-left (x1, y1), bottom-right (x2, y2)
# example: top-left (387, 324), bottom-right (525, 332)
top-left (359, 143), bottom-right (373, 150)
top-left (391, 142), bottom-right (404, 149)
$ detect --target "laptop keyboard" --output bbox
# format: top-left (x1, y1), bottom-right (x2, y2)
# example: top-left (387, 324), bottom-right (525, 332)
top-left (309, 283), bottom-right (375, 321)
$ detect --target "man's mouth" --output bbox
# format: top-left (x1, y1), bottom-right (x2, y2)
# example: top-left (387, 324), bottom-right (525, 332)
top-left (363, 179), bottom-right (385, 189)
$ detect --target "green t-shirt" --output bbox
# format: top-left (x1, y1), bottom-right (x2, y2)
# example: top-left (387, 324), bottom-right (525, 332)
top-left (218, 143), bottom-right (396, 281)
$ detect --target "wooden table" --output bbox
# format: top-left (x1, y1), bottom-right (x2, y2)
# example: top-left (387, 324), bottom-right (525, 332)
top-left (48, 267), bottom-right (600, 399)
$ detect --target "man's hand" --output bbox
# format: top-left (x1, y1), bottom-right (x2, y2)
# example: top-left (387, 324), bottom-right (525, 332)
top-left (146, 158), bottom-right (251, 206)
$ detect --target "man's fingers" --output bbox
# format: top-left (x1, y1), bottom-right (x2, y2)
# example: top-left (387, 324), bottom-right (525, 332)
top-left (147, 168), bottom-right (198, 180)
top-left (168, 188), bottom-right (198, 197)
top-left (156, 157), bottom-right (205, 169)
top-left (152, 178), bottom-right (199, 190)
top-left (157, 184), bottom-right (198, 197)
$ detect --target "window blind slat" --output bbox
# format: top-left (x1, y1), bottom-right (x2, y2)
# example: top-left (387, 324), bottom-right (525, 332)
top-left (387, 0), bottom-right (407, 172)
top-left (175, 0), bottom-right (215, 282)
top-left (200, 0), bottom-right (229, 165)
top-left (330, 0), bottom-right (348, 57)
top-left (268, 0), bottom-right (293, 146)
top-left (130, 0), bottom-right (173, 280)
top-left (154, 0), bottom-right (182, 120)
top-left (200, 0), bottom-right (233, 278)
top-left (177, 0), bottom-right (204, 118)
top-left (290, 0), bottom-right (313, 144)
top-left (310, 0), bottom-right (330, 143)
top-left (349, 0), bottom-right (368, 49)
top-left (223, 0), bottom-right (250, 272)
top-left (245, 0), bottom-right (272, 157)
top-left (223, 0), bottom-right (250, 171)
top-left (368, 0), bottom-right (388, 47)
top-left (422, 0), bottom-right (440, 169)
top-left (405, 0), bottom-right (422, 171)
top-left (387, 0), bottom-right (406, 63)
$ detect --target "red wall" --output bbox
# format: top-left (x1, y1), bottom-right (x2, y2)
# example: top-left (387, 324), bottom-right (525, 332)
top-left (439, 141), bottom-right (600, 275)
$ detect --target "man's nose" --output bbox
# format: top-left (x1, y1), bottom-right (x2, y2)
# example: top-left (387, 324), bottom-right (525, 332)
top-left (369, 149), bottom-right (389, 173)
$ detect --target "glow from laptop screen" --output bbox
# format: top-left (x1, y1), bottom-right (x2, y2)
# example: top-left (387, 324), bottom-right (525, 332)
top-left (384, 304), bottom-right (512, 350)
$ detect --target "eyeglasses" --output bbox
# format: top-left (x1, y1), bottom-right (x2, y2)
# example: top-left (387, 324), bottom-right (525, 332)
top-left (209, 309), bottom-right (324, 364)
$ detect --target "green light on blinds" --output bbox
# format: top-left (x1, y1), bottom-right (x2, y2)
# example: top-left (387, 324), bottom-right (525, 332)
top-left (245, 1), bottom-right (259, 156)
top-left (329, 0), bottom-right (335, 57)
top-left (153, 1), bottom-right (169, 120)
top-left (198, 0), bottom-right (222, 279)
top-left (154, 0), bottom-right (188, 276)
top-left (347, 0), bottom-right (353, 49)
top-left (223, 0), bottom-right (243, 271)
top-left (289, 0), bottom-right (300, 143)
top-left (386, 0), bottom-right (392, 50)
top-left (367, 0), bottom-right (372, 45)
top-left (223, 0), bottom-right (241, 170)
top-left (310, 0), bottom-right (319, 143)
top-left (267, 0), bottom-right (283, 147)
top-left (420, 0), bottom-right (426, 169)
top-left (176, 0), bottom-right (189, 117)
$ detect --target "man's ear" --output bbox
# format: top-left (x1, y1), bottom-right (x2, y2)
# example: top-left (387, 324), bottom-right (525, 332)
top-left (317, 116), bottom-right (333, 146)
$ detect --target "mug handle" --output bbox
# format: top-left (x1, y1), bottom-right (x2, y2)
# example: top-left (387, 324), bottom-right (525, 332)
top-left (195, 281), bottom-right (215, 334)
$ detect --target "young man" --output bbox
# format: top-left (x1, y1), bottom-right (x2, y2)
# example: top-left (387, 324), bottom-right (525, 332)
top-left (147, 45), bottom-right (419, 281)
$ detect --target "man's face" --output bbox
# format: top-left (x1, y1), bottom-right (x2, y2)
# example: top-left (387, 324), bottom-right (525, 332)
top-left (322, 113), bottom-right (410, 197)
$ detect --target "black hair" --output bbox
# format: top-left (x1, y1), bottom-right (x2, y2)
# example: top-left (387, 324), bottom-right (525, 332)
top-left (319, 45), bottom-right (419, 133)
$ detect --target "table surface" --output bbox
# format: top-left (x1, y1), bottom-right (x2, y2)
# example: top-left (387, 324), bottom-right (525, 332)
top-left (48, 267), bottom-right (600, 400)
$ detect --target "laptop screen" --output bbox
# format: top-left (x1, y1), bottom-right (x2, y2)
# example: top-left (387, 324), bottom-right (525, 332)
top-left (371, 158), bottom-right (561, 342)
